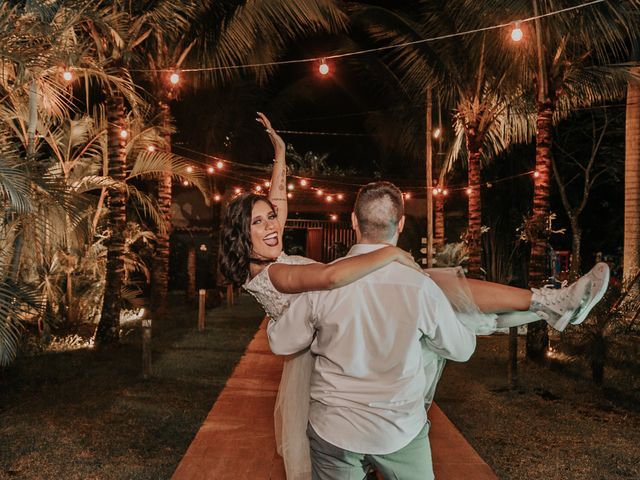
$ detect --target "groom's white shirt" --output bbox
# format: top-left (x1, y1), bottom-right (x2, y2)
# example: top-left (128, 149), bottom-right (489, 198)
top-left (267, 243), bottom-right (476, 455)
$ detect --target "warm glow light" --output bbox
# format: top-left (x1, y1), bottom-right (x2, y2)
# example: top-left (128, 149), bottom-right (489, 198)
top-left (330, 214), bottom-right (338, 221)
top-left (466, 187), bottom-right (473, 195)
top-left (147, 145), bottom-right (156, 152)
top-left (169, 72), bottom-right (180, 85)
top-left (288, 183), bottom-right (294, 191)
top-left (63, 70), bottom-right (73, 82)
top-left (264, 181), bottom-right (271, 187)
top-left (182, 180), bottom-right (189, 186)
top-left (433, 127), bottom-right (442, 139)
top-left (287, 192), bottom-right (293, 199)
top-left (300, 179), bottom-right (308, 187)
top-left (443, 189), bottom-right (449, 196)
top-left (234, 187), bottom-right (242, 194)
top-left (533, 170), bottom-right (540, 178)
top-left (433, 188), bottom-right (441, 196)
top-left (319, 59), bottom-right (330, 75)
top-left (255, 185), bottom-right (262, 192)
top-left (404, 192), bottom-right (412, 199)
top-left (186, 166), bottom-right (194, 173)
top-left (337, 194), bottom-right (344, 200)
top-left (214, 194), bottom-right (221, 202)
top-left (119, 129), bottom-right (128, 139)
top-left (207, 166), bottom-right (215, 174)
top-left (326, 196), bottom-right (333, 203)
top-left (216, 161), bottom-right (224, 169)
top-left (316, 189), bottom-right (324, 196)
top-left (511, 21), bottom-right (523, 42)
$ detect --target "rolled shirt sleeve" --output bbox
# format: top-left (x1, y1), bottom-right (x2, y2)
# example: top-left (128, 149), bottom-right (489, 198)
top-left (267, 293), bottom-right (316, 355)
top-left (420, 279), bottom-right (476, 362)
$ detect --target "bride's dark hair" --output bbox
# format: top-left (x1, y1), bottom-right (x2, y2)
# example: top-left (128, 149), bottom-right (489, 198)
top-left (219, 192), bottom-right (277, 285)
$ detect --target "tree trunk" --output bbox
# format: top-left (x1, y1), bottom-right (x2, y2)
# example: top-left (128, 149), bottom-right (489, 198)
top-left (95, 93), bottom-right (127, 348)
top-left (466, 134), bottom-right (483, 278)
top-left (526, 99), bottom-right (554, 361)
top-left (150, 102), bottom-right (172, 319)
top-left (434, 193), bottom-right (445, 247)
top-left (568, 217), bottom-right (582, 282)
top-left (624, 69), bottom-right (640, 285)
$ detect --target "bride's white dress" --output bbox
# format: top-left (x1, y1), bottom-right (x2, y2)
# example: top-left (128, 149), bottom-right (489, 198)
top-left (244, 253), bottom-right (498, 480)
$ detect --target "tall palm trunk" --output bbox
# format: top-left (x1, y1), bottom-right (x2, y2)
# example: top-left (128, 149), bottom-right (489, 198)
top-left (434, 193), bottom-right (445, 247)
top-left (466, 129), bottom-right (483, 278)
top-left (526, 98), bottom-right (554, 361)
top-left (624, 68), bottom-right (640, 284)
top-left (95, 93), bottom-right (127, 347)
top-left (150, 102), bottom-right (172, 318)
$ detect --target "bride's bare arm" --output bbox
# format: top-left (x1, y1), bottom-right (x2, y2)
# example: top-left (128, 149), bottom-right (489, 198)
top-left (268, 246), bottom-right (422, 294)
top-left (257, 112), bottom-right (288, 227)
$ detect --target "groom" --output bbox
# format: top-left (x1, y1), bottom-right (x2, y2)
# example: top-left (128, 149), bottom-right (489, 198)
top-left (267, 181), bottom-right (476, 479)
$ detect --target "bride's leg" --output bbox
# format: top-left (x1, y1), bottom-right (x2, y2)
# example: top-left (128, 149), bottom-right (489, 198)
top-left (426, 269), bottom-right (530, 313)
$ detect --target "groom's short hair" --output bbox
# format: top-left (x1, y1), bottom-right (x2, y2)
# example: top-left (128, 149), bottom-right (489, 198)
top-left (354, 182), bottom-right (404, 241)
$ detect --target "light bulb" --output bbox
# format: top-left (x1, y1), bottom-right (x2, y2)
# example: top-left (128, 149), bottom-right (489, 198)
top-left (316, 189), bottom-right (323, 196)
top-left (511, 21), bottom-right (523, 42)
top-left (169, 72), bottom-right (180, 85)
top-left (147, 145), bottom-right (156, 152)
top-left (264, 181), bottom-right (271, 187)
top-left (288, 183), bottom-right (294, 191)
top-left (319, 59), bottom-right (330, 75)
top-left (300, 179), bottom-right (308, 187)
top-left (330, 214), bottom-right (337, 221)
top-left (119, 129), bottom-right (128, 139)
top-left (337, 194), bottom-right (344, 200)
top-left (182, 180), bottom-right (189, 186)
top-left (326, 196), bottom-right (333, 203)
top-left (207, 166), bottom-right (215, 174)
top-left (216, 161), bottom-right (224, 169)
top-left (433, 127), bottom-right (442, 139)
top-left (234, 187), bottom-right (241, 194)
top-left (443, 189), bottom-right (449, 196)
top-left (255, 185), bottom-right (262, 192)
top-left (533, 170), bottom-right (540, 178)
top-left (287, 192), bottom-right (293, 199)
top-left (213, 194), bottom-right (221, 202)
top-left (466, 187), bottom-right (472, 195)
top-left (186, 166), bottom-right (194, 173)
top-left (63, 70), bottom-right (73, 82)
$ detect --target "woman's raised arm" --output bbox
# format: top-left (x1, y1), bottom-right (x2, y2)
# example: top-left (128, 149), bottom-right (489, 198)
top-left (267, 246), bottom-right (422, 294)
top-left (257, 112), bottom-right (288, 227)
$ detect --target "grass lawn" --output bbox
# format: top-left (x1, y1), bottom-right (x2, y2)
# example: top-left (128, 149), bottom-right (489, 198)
top-left (0, 293), bottom-right (264, 480)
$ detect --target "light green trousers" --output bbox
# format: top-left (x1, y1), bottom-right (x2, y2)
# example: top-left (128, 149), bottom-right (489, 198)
top-left (307, 423), bottom-right (434, 480)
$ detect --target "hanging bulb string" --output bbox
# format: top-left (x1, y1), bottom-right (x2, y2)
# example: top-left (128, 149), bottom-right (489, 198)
top-left (130, 0), bottom-right (604, 74)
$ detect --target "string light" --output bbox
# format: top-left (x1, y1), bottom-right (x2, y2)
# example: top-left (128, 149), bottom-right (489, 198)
top-left (130, 2), bottom-right (602, 74)
top-left (326, 195), bottom-right (334, 203)
top-left (337, 194), bottom-right (344, 200)
top-left (319, 59), bottom-right (330, 75)
top-left (186, 166), bottom-right (194, 173)
top-left (169, 72), bottom-right (181, 85)
top-left (234, 187), bottom-right (242, 194)
top-left (330, 214), bottom-right (338, 221)
top-left (511, 21), bottom-right (523, 42)
top-left (533, 170), bottom-right (540, 178)
top-left (443, 189), bottom-right (449, 196)
top-left (62, 70), bottom-right (73, 82)
top-left (119, 129), bottom-right (128, 139)
top-left (466, 187), bottom-right (473, 195)
top-left (287, 183), bottom-right (294, 191)
top-left (182, 180), bottom-right (189, 186)
top-left (255, 185), bottom-right (262, 192)
top-left (216, 161), bottom-right (224, 169)
top-left (404, 192), bottom-right (412, 199)
top-left (207, 166), bottom-right (215, 174)
top-left (147, 145), bottom-right (156, 152)
top-left (213, 194), bottom-right (221, 202)
top-left (300, 179), bottom-right (308, 187)
top-left (316, 189), bottom-right (324, 196)
top-left (287, 192), bottom-right (293, 199)
top-left (433, 127), bottom-right (442, 139)
top-left (264, 181), bottom-right (271, 187)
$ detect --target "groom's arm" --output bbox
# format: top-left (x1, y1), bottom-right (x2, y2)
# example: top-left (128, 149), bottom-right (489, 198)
top-left (419, 279), bottom-right (476, 362)
top-left (267, 293), bottom-right (316, 355)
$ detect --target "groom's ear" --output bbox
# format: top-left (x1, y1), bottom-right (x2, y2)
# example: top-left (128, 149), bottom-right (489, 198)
top-left (397, 215), bottom-right (406, 234)
top-left (351, 211), bottom-right (358, 231)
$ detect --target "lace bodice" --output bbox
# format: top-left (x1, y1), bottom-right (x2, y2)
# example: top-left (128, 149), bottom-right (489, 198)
top-left (243, 253), bottom-right (316, 321)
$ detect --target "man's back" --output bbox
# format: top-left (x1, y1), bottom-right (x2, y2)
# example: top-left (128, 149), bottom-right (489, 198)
top-left (271, 243), bottom-right (476, 455)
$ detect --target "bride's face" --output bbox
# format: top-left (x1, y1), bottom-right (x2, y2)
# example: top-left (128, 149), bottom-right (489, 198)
top-left (250, 200), bottom-right (282, 260)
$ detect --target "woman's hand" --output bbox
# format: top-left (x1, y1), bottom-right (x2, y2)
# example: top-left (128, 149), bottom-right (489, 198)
top-left (390, 246), bottom-right (424, 273)
top-left (257, 112), bottom-right (286, 159)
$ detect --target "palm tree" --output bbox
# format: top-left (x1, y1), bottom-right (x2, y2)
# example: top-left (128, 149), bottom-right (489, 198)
top-left (520, 0), bottom-right (638, 359)
top-left (624, 65), bottom-right (640, 284)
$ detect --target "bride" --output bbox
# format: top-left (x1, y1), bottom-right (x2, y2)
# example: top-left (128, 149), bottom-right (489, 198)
top-left (219, 113), bottom-right (610, 479)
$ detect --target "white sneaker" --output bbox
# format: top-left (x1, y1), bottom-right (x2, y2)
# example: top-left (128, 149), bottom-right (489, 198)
top-left (530, 262), bottom-right (610, 332)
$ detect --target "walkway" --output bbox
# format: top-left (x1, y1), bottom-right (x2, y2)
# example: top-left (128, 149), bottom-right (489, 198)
top-left (173, 299), bottom-right (497, 479)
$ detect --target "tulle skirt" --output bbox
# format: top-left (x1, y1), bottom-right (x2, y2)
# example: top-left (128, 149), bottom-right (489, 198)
top-left (274, 267), bottom-right (497, 480)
